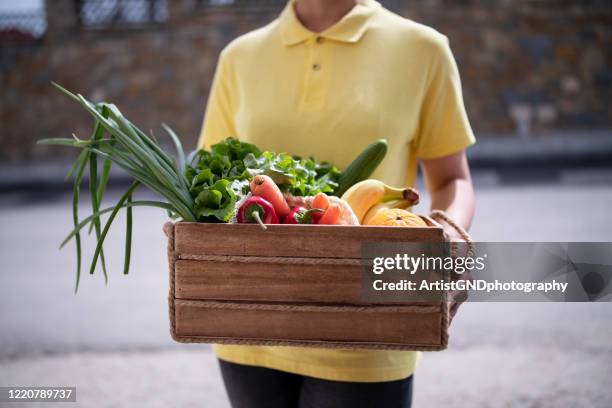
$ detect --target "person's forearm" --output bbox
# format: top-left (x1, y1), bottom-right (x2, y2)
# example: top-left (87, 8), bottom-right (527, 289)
top-left (421, 150), bottom-right (475, 236)
top-left (429, 177), bottom-right (475, 232)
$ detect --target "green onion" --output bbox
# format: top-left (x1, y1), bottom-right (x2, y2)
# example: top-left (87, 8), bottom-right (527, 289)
top-left (89, 181), bottom-right (140, 277)
top-left (38, 83), bottom-right (197, 291)
top-left (60, 200), bottom-right (175, 249)
top-left (71, 151), bottom-right (89, 293)
top-left (124, 191), bottom-right (133, 275)
top-left (88, 112), bottom-right (108, 282)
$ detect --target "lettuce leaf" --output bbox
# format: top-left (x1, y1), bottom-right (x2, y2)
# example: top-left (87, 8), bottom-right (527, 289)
top-left (193, 179), bottom-right (236, 222)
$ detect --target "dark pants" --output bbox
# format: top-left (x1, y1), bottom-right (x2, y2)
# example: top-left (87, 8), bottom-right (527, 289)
top-left (218, 359), bottom-right (413, 408)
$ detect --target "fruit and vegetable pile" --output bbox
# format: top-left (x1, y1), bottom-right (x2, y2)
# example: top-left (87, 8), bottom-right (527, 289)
top-left (40, 85), bottom-right (430, 291)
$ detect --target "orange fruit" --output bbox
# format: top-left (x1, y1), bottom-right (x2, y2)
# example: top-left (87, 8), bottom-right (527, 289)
top-left (365, 208), bottom-right (427, 227)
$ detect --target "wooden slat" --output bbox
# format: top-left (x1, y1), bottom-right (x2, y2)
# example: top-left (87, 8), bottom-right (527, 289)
top-left (174, 223), bottom-right (445, 258)
top-left (175, 259), bottom-right (361, 303)
top-left (174, 300), bottom-right (444, 346)
top-left (174, 260), bottom-right (444, 305)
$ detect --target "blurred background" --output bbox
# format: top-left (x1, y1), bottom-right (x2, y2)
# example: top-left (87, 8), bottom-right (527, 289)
top-left (0, 0), bottom-right (611, 407)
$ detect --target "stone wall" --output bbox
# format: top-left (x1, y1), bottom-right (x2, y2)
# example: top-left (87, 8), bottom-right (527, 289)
top-left (404, 1), bottom-right (612, 135)
top-left (1, 0), bottom-right (610, 162)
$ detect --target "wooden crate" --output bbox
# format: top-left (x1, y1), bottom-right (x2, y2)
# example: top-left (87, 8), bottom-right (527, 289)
top-left (165, 220), bottom-right (450, 351)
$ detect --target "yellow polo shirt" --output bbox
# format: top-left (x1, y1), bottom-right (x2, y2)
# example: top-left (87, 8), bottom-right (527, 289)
top-left (198, 0), bottom-right (475, 382)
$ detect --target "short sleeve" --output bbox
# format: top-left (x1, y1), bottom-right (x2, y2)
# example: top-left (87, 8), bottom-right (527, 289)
top-left (197, 51), bottom-right (237, 150)
top-left (412, 36), bottom-right (475, 159)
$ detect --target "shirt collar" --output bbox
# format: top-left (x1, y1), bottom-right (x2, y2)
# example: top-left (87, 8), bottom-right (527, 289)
top-left (279, 0), bottom-right (380, 46)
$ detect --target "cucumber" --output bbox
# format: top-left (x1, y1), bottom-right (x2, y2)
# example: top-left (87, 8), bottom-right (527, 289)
top-left (333, 138), bottom-right (388, 197)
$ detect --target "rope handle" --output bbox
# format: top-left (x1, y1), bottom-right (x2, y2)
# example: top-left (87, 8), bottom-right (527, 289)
top-left (429, 210), bottom-right (472, 242)
top-left (429, 209), bottom-right (475, 322)
top-left (429, 209), bottom-right (475, 259)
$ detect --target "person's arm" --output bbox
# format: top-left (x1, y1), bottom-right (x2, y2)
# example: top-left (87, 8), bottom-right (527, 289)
top-left (420, 149), bottom-right (474, 238)
top-left (411, 35), bottom-right (475, 234)
top-left (421, 149), bottom-right (474, 321)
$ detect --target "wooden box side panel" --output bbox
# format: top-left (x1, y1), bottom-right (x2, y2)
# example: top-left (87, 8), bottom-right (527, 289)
top-left (173, 300), bottom-right (446, 349)
top-left (166, 222), bottom-right (451, 351)
top-left (174, 223), bottom-right (445, 258)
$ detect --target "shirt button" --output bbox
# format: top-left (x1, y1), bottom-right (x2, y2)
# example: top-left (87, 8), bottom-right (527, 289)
top-left (312, 63), bottom-right (321, 71)
top-left (315, 36), bottom-right (324, 44)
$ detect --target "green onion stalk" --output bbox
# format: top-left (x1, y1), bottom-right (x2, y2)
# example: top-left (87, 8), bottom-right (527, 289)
top-left (38, 83), bottom-right (196, 292)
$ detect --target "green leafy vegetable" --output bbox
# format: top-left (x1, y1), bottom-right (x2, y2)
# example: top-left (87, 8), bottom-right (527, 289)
top-left (186, 138), bottom-right (341, 222)
top-left (185, 138), bottom-right (261, 222)
top-left (243, 151), bottom-right (340, 196)
top-left (193, 179), bottom-right (237, 221)
top-left (39, 83), bottom-right (196, 291)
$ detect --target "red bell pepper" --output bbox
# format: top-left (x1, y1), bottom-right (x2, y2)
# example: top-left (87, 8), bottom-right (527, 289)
top-left (237, 196), bottom-right (279, 230)
top-left (283, 206), bottom-right (323, 224)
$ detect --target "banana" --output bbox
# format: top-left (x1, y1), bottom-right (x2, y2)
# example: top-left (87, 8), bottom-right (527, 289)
top-left (362, 199), bottom-right (414, 225)
top-left (340, 179), bottom-right (420, 224)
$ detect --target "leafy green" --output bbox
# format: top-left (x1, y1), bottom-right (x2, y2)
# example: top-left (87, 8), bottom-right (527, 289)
top-left (243, 151), bottom-right (340, 196)
top-left (193, 179), bottom-right (237, 221)
top-left (186, 138), bottom-right (260, 222)
top-left (186, 138), bottom-right (341, 222)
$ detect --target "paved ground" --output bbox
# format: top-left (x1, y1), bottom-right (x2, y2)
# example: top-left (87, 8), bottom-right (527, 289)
top-left (0, 171), bottom-right (611, 407)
